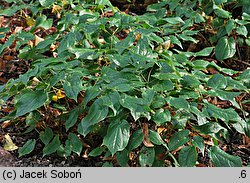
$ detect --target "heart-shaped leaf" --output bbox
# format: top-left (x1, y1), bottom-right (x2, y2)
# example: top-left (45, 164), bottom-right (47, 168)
top-left (208, 146), bottom-right (242, 167)
top-left (215, 36), bottom-right (236, 61)
top-left (103, 119), bottom-right (130, 155)
top-left (43, 134), bottom-right (61, 157)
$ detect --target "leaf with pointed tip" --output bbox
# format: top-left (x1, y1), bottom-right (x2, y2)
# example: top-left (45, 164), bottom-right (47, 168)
top-left (63, 72), bottom-right (83, 102)
top-left (68, 133), bottom-right (82, 155)
top-left (40, 127), bottom-right (53, 145)
top-left (168, 130), bottom-right (189, 151)
top-left (152, 109), bottom-right (171, 125)
top-left (103, 119), bottom-right (130, 155)
top-left (77, 98), bottom-right (109, 136)
top-left (18, 139), bottom-right (36, 157)
top-left (127, 129), bottom-right (144, 151)
top-left (43, 135), bottom-right (61, 157)
top-left (15, 89), bottom-right (48, 117)
top-left (208, 146), bottom-right (242, 167)
top-left (215, 37), bottom-right (236, 61)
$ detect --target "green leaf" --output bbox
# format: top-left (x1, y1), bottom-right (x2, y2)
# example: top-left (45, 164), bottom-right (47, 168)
top-left (231, 119), bottom-right (250, 135)
top-left (115, 32), bottom-right (135, 54)
top-left (225, 77), bottom-right (247, 90)
top-left (168, 97), bottom-right (189, 109)
top-left (208, 89), bottom-right (241, 108)
top-left (152, 80), bottom-right (174, 92)
top-left (181, 75), bottom-right (201, 88)
top-left (152, 109), bottom-right (171, 125)
top-left (142, 89), bottom-right (155, 105)
top-left (26, 111), bottom-right (40, 127)
top-left (194, 47), bottom-right (214, 57)
top-left (225, 20), bottom-right (235, 35)
top-left (102, 162), bottom-right (113, 167)
top-left (65, 109), bottom-right (78, 131)
top-left (242, 12), bottom-right (250, 21)
top-left (15, 89), bottom-right (48, 117)
top-left (194, 122), bottom-right (226, 135)
top-left (68, 133), bottom-right (82, 155)
top-left (39, 0), bottom-right (55, 7)
top-left (18, 139), bottom-right (36, 158)
top-left (164, 17), bottom-right (184, 24)
top-left (35, 15), bottom-right (53, 29)
top-left (237, 68), bottom-right (250, 83)
top-left (192, 136), bottom-right (205, 156)
top-left (83, 86), bottom-right (101, 106)
top-left (208, 146), bottom-right (242, 167)
top-left (214, 0), bottom-right (227, 4)
top-left (57, 142), bottom-right (71, 158)
top-left (139, 146), bottom-right (155, 167)
top-left (215, 36), bottom-right (236, 61)
top-left (206, 103), bottom-right (241, 122)
top-left (170, 35), bottom-right (183, 49)
top-left (63, 72), bottom-right (83, 102)
top-left (103, 119), bottom-right (130, 155)
top-left (127, 129), bottom-right (144, 151)
top-left (178, 146), bottom-right (197, 167)
top-left (43, 134), bottom-right (61, 157)
top-left (120, 94), bottom-right (149, 121)
top-left (117, 149), bottom-right (129, 167)
top-left (168, 130), bottom-right (189, 151)
top-left (89, 147), bottom-right (106, 157)
top-left (0, 4), bottom-right (27, 16)
top-left (236, 26), bottom-right (248, 37)
top-left (39, 127), bottom-right (53, 145)
top-left (58, 32), bottom-right (76, 53)
top-left (69, 48), bottom-right (102, 59)
top-left (78, 98), bottom-right (109, 136)
top-left (149, 130), bottom-right (163, 145)
top-left (36, 37), bottom-right (55, 50)
top-left (178, 34), bottom-right (197, 43)
top-left (214, 8), bottom-right (231, 18)
top-left (207, 74), bottom-right (227, 89)
top-left (0, 35), bottom-right (15, 54)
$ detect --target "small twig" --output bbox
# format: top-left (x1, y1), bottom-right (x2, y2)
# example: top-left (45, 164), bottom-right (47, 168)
top-left (234, 59), bottom-right (250, 67)
top-left (236, 44), bottom-right (242, 61)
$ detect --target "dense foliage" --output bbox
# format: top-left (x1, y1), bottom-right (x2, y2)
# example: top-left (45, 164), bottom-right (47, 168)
top-left (0, 0), bottom-right (250, 167)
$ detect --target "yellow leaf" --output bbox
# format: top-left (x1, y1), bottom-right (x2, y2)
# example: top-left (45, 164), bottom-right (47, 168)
top-left (35, 35), bottom-right (44, 46)
top-left (52, 95), bottom-right (59, 102)
top-left (62, 0), bottom-right (69, 6)
top-left (52, 4), bottom-right (62, 14)
top-left (3, 134), bottom-right (18, 151)
top-left (52, 90), bottom-right (65, 102)
top-left (162, 40), bottom-right (171, 50)
top-left (26, 16), bottom-right (35, 27)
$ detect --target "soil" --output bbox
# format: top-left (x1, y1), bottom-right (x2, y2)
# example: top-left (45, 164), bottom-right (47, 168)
top-left (0, 126), bottom-right (104, 167)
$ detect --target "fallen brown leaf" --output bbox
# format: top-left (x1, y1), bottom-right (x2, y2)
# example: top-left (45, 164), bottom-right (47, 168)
top-left (142, 123), bottom-right (154, 148)
top-left (239, 135), bottom-right (250, 148)
top-left (3, 55), bottom-right (14, 61)
top-left (1, 120), bottom-right (12, 129)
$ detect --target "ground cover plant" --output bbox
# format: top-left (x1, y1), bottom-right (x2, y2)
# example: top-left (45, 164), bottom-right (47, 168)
top-left (0, 0), bottom-right (250, 167)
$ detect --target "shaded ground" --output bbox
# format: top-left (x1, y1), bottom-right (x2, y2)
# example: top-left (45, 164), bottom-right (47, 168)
top-left (0, 120), bottom-right (250, 167)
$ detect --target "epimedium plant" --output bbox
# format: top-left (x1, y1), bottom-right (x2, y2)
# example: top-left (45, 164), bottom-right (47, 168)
top-left (0, 0), bottom-right (250, 167)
